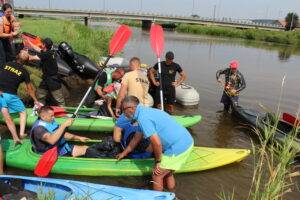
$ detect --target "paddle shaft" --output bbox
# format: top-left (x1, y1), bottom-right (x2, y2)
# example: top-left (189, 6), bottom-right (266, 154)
top-left (157, 58), bottom-right (164, 111)
top-left (73, 56), bottom-right (112, 117)
top-left (63, 111), bottom-right (112, 119)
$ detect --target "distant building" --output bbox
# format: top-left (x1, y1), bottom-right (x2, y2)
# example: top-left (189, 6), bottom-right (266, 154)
top-left (273, 20), bottom-right (300, 29)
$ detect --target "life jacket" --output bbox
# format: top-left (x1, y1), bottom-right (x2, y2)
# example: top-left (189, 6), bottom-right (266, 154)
top-left (94, 70), bottom-right (114, 91)
top-left (30, 119), bottom-right (72, 156)
top-left (1, 15), bottom-right (15, 35)
top-left (122, 125), bottom-right (152, 159)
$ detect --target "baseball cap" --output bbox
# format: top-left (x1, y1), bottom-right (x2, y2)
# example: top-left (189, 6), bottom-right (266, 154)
top-left (166, 51), bottom-right (174, 59)
top-left (230, 60), bottom-right (239, 69)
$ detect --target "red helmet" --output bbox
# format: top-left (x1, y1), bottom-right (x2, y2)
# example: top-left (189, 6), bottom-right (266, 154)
top-left (230, 60), bottom-right (239, 69)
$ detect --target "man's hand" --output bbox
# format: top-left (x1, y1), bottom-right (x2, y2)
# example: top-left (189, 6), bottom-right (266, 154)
top-left (62, 118), bottom-right (75, 128)
top-left (153, 163), bottom-right (163, 175)
top-left (115, 108), bottom-right (121, 117)
top-left (0, 91), bottom-right (2, 97)
top-left (116, 152), bottom-right (127, 161)
top-left (229, 89), bottom-right (237, 95)
top-left (34, 100), bottom-right (39, 105)
top-left (172, 82), bottom-right (179, 87)
top-left (11, 32), bottom-right (18, 37)
top-left (77, 136), bottom-right (90, 143)
top-left (13, 138), bottom-right (24, 146)
top-left (153, 81), bottom-right (160, 86)
top-left (217, 78), bottom-right (222, 83)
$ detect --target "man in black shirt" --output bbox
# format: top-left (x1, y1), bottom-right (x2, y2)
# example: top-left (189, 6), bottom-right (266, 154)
top-left (0, 49), bottom-right (39, 143)
top-left (26, 38), bottom-right (65, 106)
top-left (149, 51), bottom-right (186, 115)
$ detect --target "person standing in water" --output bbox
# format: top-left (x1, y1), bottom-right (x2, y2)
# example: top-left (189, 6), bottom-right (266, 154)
top-left (216, 60), bottom-right (246, 111)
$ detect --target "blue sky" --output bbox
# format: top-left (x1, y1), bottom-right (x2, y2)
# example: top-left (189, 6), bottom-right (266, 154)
top-left (14, 0), bottom-right (300, 20)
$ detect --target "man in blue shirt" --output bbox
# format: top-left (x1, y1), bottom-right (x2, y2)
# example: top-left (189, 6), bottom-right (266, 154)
top-left (120, 96), bottom-right (194, 192)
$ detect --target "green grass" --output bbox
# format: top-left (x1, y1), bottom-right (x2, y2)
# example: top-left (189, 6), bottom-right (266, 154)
top-left (15, 18), bottom-right (112, 100)
top-left (176, 24), bottom-right (300, 46)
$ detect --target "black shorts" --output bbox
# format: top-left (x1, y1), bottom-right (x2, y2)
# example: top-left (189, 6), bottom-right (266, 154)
top-left (154, 86), bottom-right (176, 105)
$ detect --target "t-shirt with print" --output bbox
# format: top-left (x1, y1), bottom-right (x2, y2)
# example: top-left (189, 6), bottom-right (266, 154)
top-left (153, 61), bottom-right (183, 89)
top-left (37, 50), bottom-right (58, 79)
top-left (121, 70), bottom-right (149, 106)
top-left (0, 61), bottom-right (30, 95)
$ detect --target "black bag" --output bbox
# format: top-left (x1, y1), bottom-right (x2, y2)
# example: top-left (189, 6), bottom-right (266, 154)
top-left (85, 136), bottom-right (122, 158)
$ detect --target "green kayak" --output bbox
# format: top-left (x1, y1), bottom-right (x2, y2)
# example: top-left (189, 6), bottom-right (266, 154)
top-left (2, 139), bottom-right (250, 176)
top-left (0, 107), bottom-right (202, 132)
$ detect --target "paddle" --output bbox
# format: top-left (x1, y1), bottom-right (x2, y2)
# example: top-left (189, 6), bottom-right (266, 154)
top-left (34, 146), bottom-right (58, 177)
top-left (73, 25), bottom-right (132, 118)
top-left (283, 113), bottom-right (300, 127)
top-left (150, 25), bottom-right (165, 111)
top-left (33, 25), bottom-right (132, 177)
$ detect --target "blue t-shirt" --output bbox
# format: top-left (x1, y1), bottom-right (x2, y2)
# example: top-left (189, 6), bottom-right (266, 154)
top-left (134, 104), bottom-right (193, 156)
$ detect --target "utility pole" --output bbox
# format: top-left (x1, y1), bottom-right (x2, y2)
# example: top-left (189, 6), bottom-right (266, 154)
top-left (213, 4), bottom-right (216, 20)
top-left (192, 0), bottom-right (195, 15)
top-left (140, 0), bottom-right (143, 12)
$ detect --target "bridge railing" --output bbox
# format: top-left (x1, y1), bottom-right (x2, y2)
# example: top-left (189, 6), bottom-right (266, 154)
top-left (14, 7), bottom-right (284, 30)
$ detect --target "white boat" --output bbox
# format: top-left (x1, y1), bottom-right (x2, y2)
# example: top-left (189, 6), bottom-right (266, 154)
top-left (176, 82), bottom-right (200, 106)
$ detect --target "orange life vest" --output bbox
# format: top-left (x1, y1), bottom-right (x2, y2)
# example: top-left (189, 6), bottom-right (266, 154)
top-left (1, 15), bottom-right (15, 34)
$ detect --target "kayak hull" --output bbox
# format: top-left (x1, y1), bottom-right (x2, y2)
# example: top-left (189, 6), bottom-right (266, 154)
top-left (2, 139), bottom-right (250, 176)
top-left (0, 107), bottom-right (202, 132)
top-left (232, 104), bottom-right (300, 151)
top-left (0, 175), bottom-right (175, 200)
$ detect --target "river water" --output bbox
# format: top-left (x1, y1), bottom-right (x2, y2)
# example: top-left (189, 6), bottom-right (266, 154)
top-left (3, 22), bottom-right (300, 199)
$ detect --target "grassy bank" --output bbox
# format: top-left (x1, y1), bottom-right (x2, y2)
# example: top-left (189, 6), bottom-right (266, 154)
top-left (176, 24), bottom-right (300, 46)
top-left (16, 18), bottom-right (112, 101)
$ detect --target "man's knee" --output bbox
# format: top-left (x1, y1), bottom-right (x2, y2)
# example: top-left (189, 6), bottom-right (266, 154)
top-left (51, 89), bottom-right (65, 106)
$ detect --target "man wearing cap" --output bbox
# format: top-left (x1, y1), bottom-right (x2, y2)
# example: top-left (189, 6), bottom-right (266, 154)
top-left (26, 37), bottom-right (65, 106)
top-left (149, 51), bottom-right (186, 115)
top-left (216, 60), bottom-right (246, 111)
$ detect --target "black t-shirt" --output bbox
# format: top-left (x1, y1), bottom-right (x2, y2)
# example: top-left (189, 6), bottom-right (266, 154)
top-left (0, 61), bottom-right (30, 95)
top-left (97, 72), bottom-right (108, 88)
top-left (153, 61), bottom-right (183, 88)
top-left (37, 50), bottom-right (58, 78)
top-left (31, 126), bottom-right (49, 152)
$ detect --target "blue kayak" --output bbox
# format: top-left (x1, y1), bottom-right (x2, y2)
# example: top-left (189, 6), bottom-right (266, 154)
top-left (0, 175), bottom-right (175, 200)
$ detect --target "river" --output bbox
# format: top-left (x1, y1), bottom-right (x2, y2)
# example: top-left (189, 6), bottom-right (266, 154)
top-left (3, 22), bottom-right (300, 199)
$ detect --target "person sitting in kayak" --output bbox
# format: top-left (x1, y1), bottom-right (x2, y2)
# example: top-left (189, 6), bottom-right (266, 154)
top-left (103, 82), bottom-right (121, 120)
top-left (114, 113), bottom-right (153, 160)
top-left (30, 106), bottom-right (90, 157)
top-left (84, 67), bottom-right (125, 108)
top-left (216, 60), bottom-right (246, 111)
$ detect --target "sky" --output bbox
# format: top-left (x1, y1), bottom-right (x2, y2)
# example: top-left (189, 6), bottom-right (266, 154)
top-left (13, 0), bottom-right (300, 20)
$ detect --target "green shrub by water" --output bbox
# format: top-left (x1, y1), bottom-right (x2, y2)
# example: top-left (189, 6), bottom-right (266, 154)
top-left (176, 24), bottom-right (300, 46)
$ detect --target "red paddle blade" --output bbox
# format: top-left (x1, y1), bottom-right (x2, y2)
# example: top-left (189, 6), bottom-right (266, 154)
top-left (34, 146), bottom-right (58, 177)
top-left (150, 25), bottom-right (164, 58)
top-left (54, 112), bottom-right (68, 117)
top-left (283, 113), bottom-right (300, 127)
top-left (109, 25), bottom-right (132, 56)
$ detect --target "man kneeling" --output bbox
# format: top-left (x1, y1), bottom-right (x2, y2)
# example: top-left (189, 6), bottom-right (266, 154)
top-left (30, 106), bottom-right (90, 157)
